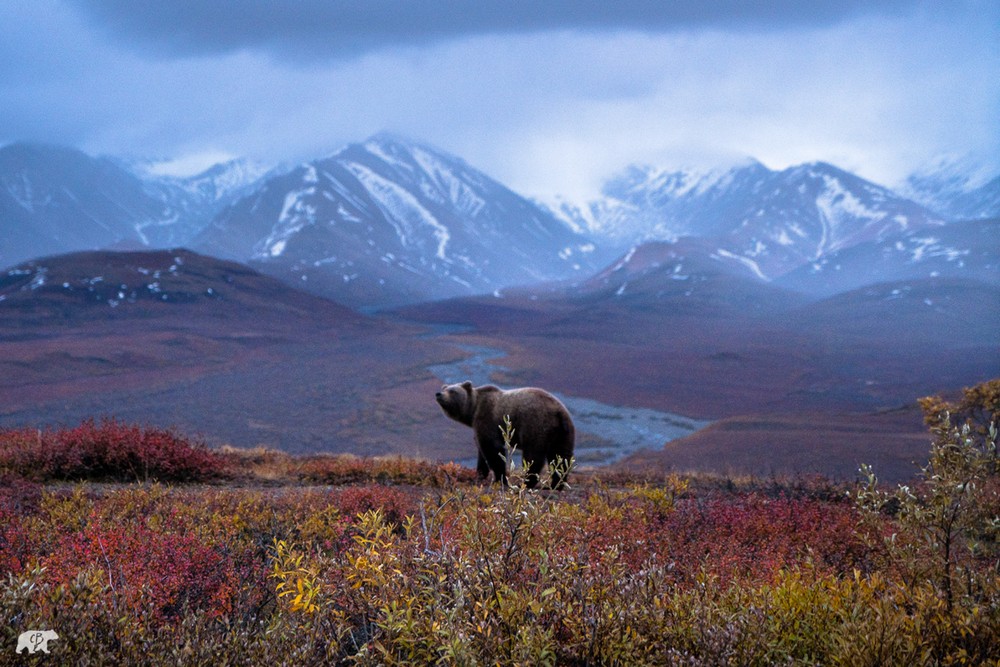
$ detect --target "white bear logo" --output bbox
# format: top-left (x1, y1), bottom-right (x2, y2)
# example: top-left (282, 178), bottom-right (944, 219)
top-left (15, 630), bottom-right (59, 654)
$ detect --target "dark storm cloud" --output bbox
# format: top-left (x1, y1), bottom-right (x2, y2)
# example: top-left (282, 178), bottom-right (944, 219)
top-left (66, 0), bottom-right (917, 59)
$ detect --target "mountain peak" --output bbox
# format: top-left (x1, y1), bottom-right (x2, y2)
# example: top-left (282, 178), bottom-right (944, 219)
top-left (602, 157), bottom-right (768, 200)
top-left (195, 136), bottom-right (600, 308)
top-left (355, 131), bottom-right (426, 157)
top-left (353, 133), bottom-right (475, 174)
top-left (782, 161), bottom-right (855, 180)
top-left (364, 130), bottom-right (419, 148)
top-left (906, 153), bottom-right (999, 193)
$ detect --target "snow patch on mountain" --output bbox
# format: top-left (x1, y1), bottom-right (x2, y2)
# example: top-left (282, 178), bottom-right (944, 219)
top-left (346, 161), bottom-right (451, 260)
top-left (900, 154), bottom-right (1000, 220)
top-left (3, 173), bottom-right (38, 212)
top-left (252, 185), bottom-right (319, 259)
top-left (361, 139), bottom-right (410, 173)
top-left (712, 249), bottom-right (769, 281)
top-left (410, 146), bottom-right (487, 218)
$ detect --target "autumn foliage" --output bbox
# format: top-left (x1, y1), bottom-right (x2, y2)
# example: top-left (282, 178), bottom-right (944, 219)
top-left (0, 418), bottom-right (225, 483)
top-left (0, 381), bottom-right (998, 665)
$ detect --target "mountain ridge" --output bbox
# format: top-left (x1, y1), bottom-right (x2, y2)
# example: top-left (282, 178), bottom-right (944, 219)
top-left (3, 137), bottom-right (997, 308)
top-left (552, 159), bottom-right (951, 283)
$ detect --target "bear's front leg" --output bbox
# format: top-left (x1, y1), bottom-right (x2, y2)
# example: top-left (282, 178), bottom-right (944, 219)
top-left (485, 445), bottom-right (508, 487)
top-left (476, 450), bottom-right (491, 481)
top-left (475, 434), bottom-right (508, 486)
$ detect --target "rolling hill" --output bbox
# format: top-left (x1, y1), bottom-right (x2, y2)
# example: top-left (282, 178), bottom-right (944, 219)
top-left (0, 249), bottom-right (468, 460)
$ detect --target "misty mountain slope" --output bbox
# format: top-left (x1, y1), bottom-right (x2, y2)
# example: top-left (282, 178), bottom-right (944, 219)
top-left (777, 218), bottom-right (1000, 296)
top-left (564, 160), bottom-right (945, 282)
top-left (900, 156), bottom-right (1000, 221)
top-left (132, 159), bottom-right (274, 247)
top-left (196, 134), bottom-right (603, 308)
top-left (573, 238), bottom-right (808, 316)
top-left (588, 159), bottom-right (774, 241)
top-left (0, 144), bottom-right (270, 269)
top-left (0, 144), bottom-right (162, 268)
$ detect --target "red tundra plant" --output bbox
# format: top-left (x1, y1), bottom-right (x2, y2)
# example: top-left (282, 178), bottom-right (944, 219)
top-left (0, 418), bottom-right (226, 482)
top-left (331, 485), bottom-right (418, 526)
top-left (0, 477), bottom-right (42, 575)
top-left (296, 455), bottom-right (478, 487)
top-left (43, 522), bottom-right (238, 623)
top-left (660, 494), bottom-right (868, 586)
top-left (0, 503), bottom-right (31, 577)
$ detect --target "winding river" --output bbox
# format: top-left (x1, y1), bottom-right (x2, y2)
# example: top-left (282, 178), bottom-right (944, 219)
top-left (427, 343), bottom-right (710, 467)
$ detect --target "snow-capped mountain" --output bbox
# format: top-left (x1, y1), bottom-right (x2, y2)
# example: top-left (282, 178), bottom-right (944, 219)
top-left (4, 137), bottom-right (993, 309)
top-left (584, 158), bottom-right (774, 241)
top-left (899, 155), bottom-right (1000, 221)
top-left (564, 160), bottom-right (946, 281)
top-left (0, 144), bottom-right (270, 268)
top-left (135, 158), bottom-right (274, 246)
top-left (196, 134), bottom-right (603, 308)
top-left (172, 159), bottom-right (273, 204)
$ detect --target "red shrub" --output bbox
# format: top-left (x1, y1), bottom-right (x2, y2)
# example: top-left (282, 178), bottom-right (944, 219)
top-left (661, 494), bottom-right (867, 585)
top-left (0, 418), bottom-right (225, 482)
top-left (332, 485), bottom-right (416, 526)
top-left (0, 508), bottom-right (30, 577)
top-left (0, 477), bottom-right (42, 575)
top-left (296, 455), bottom-right (479, 487)
top-left (44, 522), bottom-right (238, 623)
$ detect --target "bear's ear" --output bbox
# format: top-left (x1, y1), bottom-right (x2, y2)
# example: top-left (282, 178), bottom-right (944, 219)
top-left (462, 380), bottom-right (473, 393)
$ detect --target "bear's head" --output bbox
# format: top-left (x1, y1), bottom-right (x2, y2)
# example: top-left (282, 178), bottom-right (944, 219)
top-left (435, 381), bottom-right (475, 426)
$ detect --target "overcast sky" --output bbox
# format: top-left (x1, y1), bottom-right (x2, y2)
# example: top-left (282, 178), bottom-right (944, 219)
top-left (2, 0), bottom-right (997, 200)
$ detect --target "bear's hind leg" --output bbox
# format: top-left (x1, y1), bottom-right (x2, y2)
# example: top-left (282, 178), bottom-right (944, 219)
top-left (548, 454), bottom-right (572, 490)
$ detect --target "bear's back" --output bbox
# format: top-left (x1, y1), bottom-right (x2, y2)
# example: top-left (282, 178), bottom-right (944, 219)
top-left (482, 387), bottom-right (571, 434)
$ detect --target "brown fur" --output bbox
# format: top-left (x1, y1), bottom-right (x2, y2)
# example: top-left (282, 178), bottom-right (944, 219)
top-left (436, 381), bottom-right (575, 488)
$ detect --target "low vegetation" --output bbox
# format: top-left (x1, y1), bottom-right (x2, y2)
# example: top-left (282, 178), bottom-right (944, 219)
top-left (1, 381), bottom-right (997, 665)
top-left (0, 418), bottom-right (226, 484)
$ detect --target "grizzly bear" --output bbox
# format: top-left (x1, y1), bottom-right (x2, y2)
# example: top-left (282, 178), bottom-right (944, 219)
top-left (435, 381), bottom-right (575, 489)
